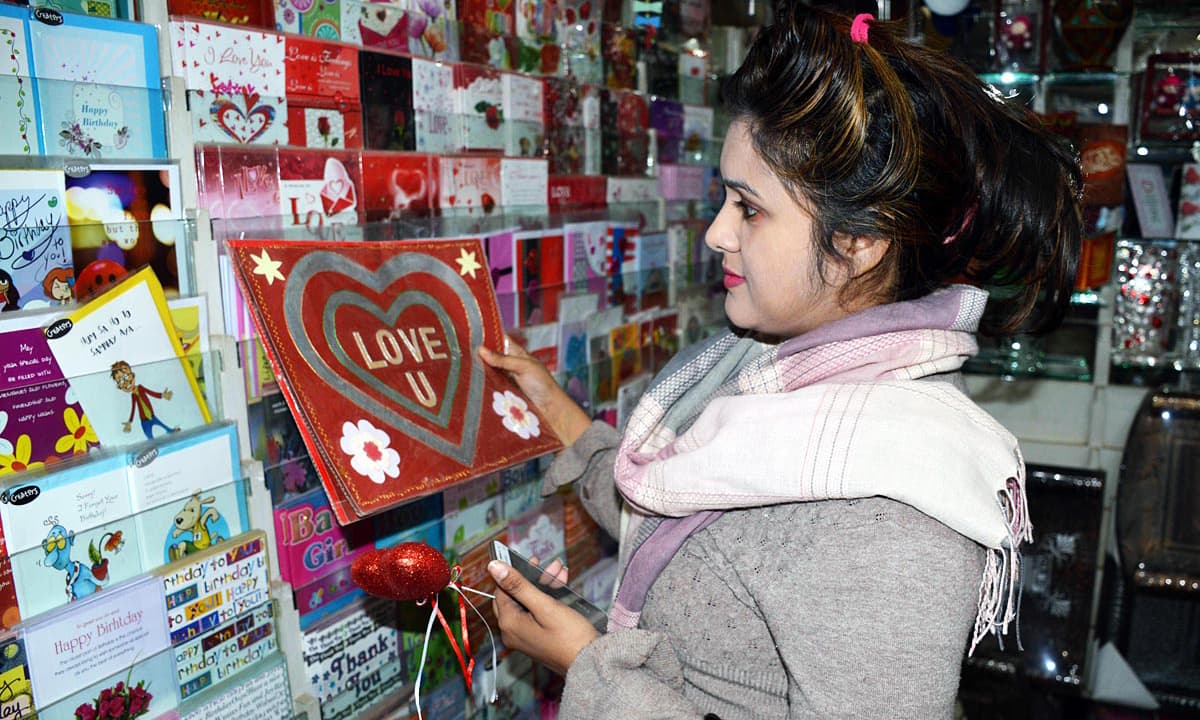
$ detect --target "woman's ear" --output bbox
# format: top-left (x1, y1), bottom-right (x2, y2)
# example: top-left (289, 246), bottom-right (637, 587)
top-left (836, 233), bottom-right (891, 279)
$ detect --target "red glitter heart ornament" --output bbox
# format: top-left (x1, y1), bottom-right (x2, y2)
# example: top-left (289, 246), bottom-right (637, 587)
top-left (351, 542), bottom-right (451, 601)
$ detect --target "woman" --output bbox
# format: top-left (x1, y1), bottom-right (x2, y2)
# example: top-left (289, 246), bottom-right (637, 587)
top-left (480, 6), bottom-right (1081, 718)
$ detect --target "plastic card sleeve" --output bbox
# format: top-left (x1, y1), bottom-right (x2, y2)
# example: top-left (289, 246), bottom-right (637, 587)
top-left (176, 647), bottom-right (293, 720)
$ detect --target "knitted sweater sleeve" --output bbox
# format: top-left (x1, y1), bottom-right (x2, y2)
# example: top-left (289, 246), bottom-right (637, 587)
top-left (541, 420), bottom-right (624, 539)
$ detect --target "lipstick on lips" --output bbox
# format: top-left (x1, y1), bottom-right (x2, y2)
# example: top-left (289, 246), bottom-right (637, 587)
top-left (723, 268), bottom-right (745, 289)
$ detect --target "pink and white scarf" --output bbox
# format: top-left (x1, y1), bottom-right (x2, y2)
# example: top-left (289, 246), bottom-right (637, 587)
top-left (610, 285), bottom-right (1029, 653)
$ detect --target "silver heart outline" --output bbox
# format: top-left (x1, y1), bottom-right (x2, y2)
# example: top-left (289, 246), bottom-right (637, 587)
top-left (324, 289), bottom-right (460, 428)
top-left (284, 251), bottom-right (484, 466)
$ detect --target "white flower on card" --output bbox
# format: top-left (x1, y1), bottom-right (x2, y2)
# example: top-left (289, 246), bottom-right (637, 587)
top-left (339, 419), bottom-right (400, 484)
top-left (492, 390), bottom-right (540, 440)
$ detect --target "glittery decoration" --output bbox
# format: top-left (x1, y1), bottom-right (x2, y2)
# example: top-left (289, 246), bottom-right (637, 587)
top-left (1178, 245), bottom-right (1200, 369)
top-left (350, 541), bottom-right (452, 601)
top-left (1113, 240), bottom-right (1179, 365)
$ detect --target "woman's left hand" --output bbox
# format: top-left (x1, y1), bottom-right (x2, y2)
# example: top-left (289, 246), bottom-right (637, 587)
top-left (488, 559), bottom-right (599, 675)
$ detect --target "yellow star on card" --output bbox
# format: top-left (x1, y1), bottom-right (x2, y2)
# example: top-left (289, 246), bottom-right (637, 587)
top-left (251, 249), bottom-right (286, 286)
top-left (456, 248), bottom-right (483, 279)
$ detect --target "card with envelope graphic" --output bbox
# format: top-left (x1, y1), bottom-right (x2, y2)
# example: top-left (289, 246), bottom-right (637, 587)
top-left (278, 149), bottom-right (363, 239)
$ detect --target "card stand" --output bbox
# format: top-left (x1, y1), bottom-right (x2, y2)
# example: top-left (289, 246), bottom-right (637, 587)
top-left (6, 74), bottom-right (170, 160)
top-left (0, 447), bottom-right (250, 627)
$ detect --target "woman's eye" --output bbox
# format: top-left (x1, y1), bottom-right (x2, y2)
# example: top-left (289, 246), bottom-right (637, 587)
top-left (735, 201), bottom-right (758, 219)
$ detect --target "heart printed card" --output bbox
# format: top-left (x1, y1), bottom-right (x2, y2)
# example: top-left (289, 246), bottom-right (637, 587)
top-left (278, 149), bottom-right (363, 240)
top-left (226, 238), bottom-right (562, 523)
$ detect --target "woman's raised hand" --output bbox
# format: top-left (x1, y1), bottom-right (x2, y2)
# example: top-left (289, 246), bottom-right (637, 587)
top-left (477, 338), bottom-right (592, 446)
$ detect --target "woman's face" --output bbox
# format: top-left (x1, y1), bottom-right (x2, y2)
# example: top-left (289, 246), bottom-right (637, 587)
top-left (705, 120), bottom-right (860, 338)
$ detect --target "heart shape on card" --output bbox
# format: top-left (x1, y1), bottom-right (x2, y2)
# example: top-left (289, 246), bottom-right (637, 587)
top-left (212, 97), bottom-right (276, 144)
top-left (284, 251), bottom-right (485, 465)
top-left (321, 158), bottom-right (358, 215)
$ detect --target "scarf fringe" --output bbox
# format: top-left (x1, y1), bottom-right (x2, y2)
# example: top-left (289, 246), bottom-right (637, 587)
top-left (969, 451), bottom-right (1032, 655)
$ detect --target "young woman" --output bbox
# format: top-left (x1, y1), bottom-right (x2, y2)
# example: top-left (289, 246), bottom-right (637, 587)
top-left (480, 6), bottom-right (1081, 718)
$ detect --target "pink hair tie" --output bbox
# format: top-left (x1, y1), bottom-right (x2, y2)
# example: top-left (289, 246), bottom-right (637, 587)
top-left (850, 13), bottom-right (872, 44)
top-left (944, 203), bottom-right (978, 245)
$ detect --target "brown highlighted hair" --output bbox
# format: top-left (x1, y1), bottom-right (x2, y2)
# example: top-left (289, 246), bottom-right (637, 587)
top-left (721, 4), bottom-right (1082, 336)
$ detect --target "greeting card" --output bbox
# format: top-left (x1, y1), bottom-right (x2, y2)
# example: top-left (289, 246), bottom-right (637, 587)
top-left (543, 76), bottom-right (585, 175)
top-left (1177, 163), bottom-right (1200, 240)
top-left (181, 21), bottom-right (286, 99)
top-left (438, 155), bottom-right (502, 215)
top-left (1127, 164), bottom-right (1174, 239)
top-left (64, 162), bottom-right (187, 298)
top-left (273, 488), bottom-right (374, 587)
top-left (27, 12), bottom-right (166, 159)
top-left (513, 229), bottom-right (565, 326)
top-left (359, 50), bottom-right (415, 152)
top-left (302, 599), bottom-right (400, 705)
top-left (178, 652), bottom-right (292, 720)
top-left (42, 268), bottom-right (211, 448)
top-left (514, 0), bottom-right (559, 74)
top-left (278, 149), bottom-right (363, 239)
top-left (158, 532), bottom-right (270, 647)
top-left (677, 49), bottom-right (709, 105)
top-left (190, 88), bottom-right (288, 147)
top-left (557, 0), bottom-right (602, 84)
top-left (226, 238), bottom-right (563, 522)
top-left (563, 221), bottom-right (609, 297)
top-left (548, 175), bottom-right (606, 211)
top-left (0, 170), bottom-right (72, 311)
top-left (169, 0), bottom-right (273, 27)
top-left (404, 0), bottom-right (460, 61)
top-left (287, 98), bottom-right (362, 149)
top-left (129, 422), bottom-right (247, 569)
top-left (361, 151), bottom-right (437, 221)
top-left (507, 493), bottom-right (564, 563)
top-left (601, 89), bottom-right (649, 176)
top-left (215, 146), bottom-right (283, 220)
top-left (455, 63), bottom-right (505, 153)
top-left (681, 103), bottom-right (713, 163)
top-left (23, 575), bottom-right (173, 715)
top-left (458, 0), bottom-right (515, 68)
top-left (1, 452), bottom-right (139, 620)
top-left (642, 36), bottom-right (679, 100)
top-left (276, 0), bottom-right (342, 39)
top-left (500, 158), bottom-right (548, 208)
top-left (411, 57), bottom-right (458, 154)
top-left (608, 321), bottom-right (641, 391)
top-left (0, 634), bottom-right (33, 720)
top-left (482, 230), bottom-right (517, 328)
top-left (601, 23), bottom-right (638, 90)
top-left (501, 72), bottom-right (544, 158)
top-left (0, 5), bottom-right (35, 156)
top-left (176, 602), bottom-right (276, 699)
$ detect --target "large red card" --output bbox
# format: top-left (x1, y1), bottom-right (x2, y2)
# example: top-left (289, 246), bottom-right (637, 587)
top-left (227, 239), bottom-right (563, 523)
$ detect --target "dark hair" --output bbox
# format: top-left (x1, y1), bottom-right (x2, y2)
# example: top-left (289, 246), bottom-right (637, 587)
top-left (721, 5), bottom-right (1082, 336)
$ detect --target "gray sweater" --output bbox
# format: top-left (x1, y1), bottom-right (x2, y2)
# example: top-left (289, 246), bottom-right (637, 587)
top-left (543, 420), bottom-right (984, 719)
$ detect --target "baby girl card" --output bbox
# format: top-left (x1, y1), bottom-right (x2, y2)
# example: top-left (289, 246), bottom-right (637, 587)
top-left (42, 267), bottom-right (211, 448)
top-left (412, 56), bottom-right (458, 154)
top-left (27, 12), bottom-right (166, 159)
top-left (0, 4), bottom-right (36, 156)
top-left (0, 451), bottom-right (141, 621)
top-left (226, 237), bottom-right (563, 523)
top-left (361, 151), bottom-right (438, 221)
top-left (359, 50), bottom-right (415, 151)
top-left (0, 170), bottom-right (73, 311)
top-left (501, 72), bottom-right (544, 158)
top-left (438, 155), bottom-right (501, 215)
top-left (278, 149), bottom-right (364, 240)
top-left (454, 62), bottom-right (505, 153)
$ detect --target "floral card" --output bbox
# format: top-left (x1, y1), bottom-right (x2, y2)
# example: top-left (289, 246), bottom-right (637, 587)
top-left (514, 0), bottom-right (559, 74)
top-left (42, 267), bottom-right (211, 448)
top-left (454, 63), bottom-right (505, 153)
top-left (276, 0), bottom-right (343, 39)
top-left (286, 99), bottom-right (363, 149)
top-left (226, 238), bottom-right (562, 523)
top-left (26, 11), bottom-right (165, 158)
top-left (23, 574), bottom-right (172, 714)
top-left (0, 5), bottom-right (35, 156)
top-left (0, 170), bottom-right (72, 311)
top-left (277, 149), bottom-right (364, 240)
top-left (359, 50), bottom-right (415, 152)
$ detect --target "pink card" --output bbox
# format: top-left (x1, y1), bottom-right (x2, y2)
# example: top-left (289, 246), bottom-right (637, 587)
top-left (218, 146), bottom-right (283, 220)
top-left (438, 155), bottom-right (502, 214)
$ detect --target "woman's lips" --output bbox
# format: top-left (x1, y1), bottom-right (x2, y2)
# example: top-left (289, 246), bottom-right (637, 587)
top-left (723, 269), bottom-right (745, 289)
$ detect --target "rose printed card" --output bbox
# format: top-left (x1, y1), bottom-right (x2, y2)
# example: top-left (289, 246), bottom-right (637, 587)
top-left (0, 170), bottom-right (72, 311)
top-left (226, 238), bottom-right (562, 522)
top-left (27, 12), bottom-right (166, 159)
top-left (438, 155), bottom-right (501, 216)
top-left (278, 149), bottom-right (364, 240)
top-left (285, 37), bottom-right (362, 149)
top-left (43, 268), bottom-right (211, 448)
top-left (359, 50), bottom-right (415, 152)
top-left (455, 63), bottom-right (505, 153)
top-left (0, 5), bottom-right (36, 156)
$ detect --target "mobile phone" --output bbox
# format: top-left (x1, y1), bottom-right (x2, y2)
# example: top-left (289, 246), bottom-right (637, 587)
top-left (490, 541), bottom-right (608, 633)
